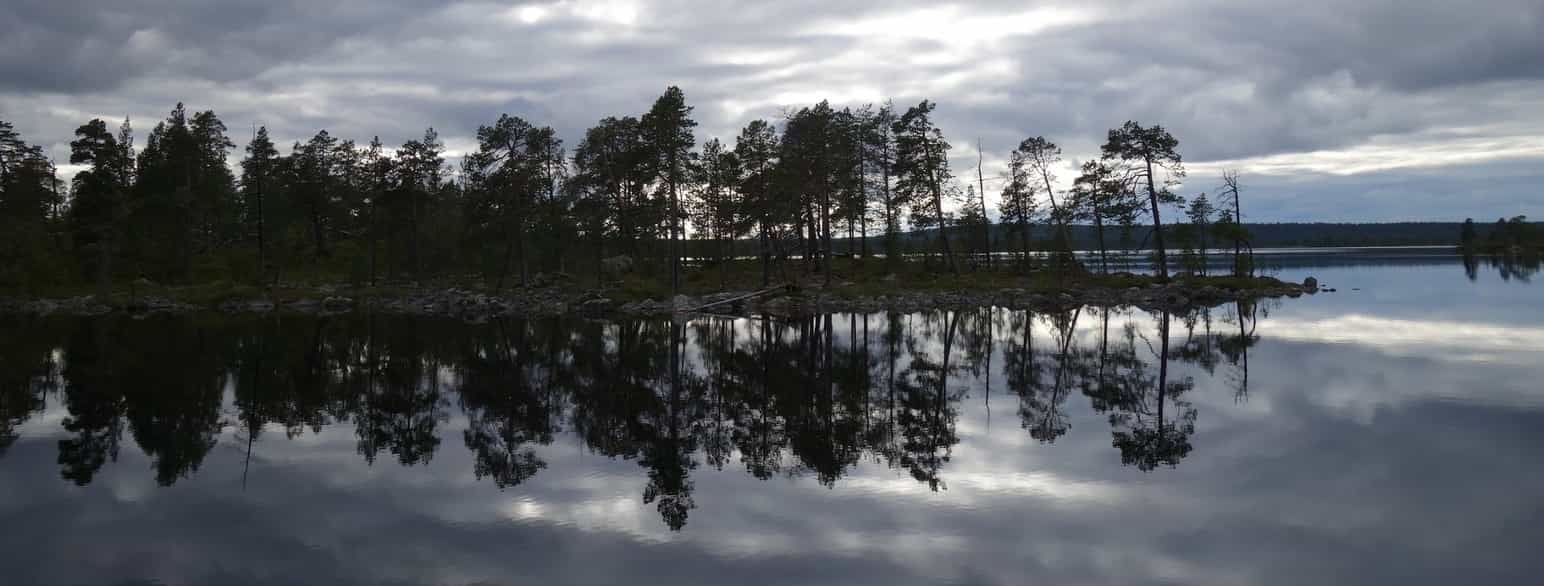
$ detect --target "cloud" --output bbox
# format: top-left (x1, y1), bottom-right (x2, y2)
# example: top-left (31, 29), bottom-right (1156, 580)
top-left (1, 0), bottom-right (1541, 220)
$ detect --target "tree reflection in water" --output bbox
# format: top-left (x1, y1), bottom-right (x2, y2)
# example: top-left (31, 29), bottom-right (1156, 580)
top-left (0, 304), bottom-right (1263, 529)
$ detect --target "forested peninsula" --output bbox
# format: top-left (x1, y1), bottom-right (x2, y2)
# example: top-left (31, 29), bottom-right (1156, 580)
top-left (8, 86), bottom-right (1506, 317)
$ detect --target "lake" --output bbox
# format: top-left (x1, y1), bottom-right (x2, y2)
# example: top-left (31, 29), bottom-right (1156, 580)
top-left (1, 249), bottom-right (1540, 585)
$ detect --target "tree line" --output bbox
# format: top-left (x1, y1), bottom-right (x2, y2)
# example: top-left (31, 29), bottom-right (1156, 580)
top-left (0, 88), bottom-right (1260, 295)
top-left (0, 303), bottom-right (1259, 529)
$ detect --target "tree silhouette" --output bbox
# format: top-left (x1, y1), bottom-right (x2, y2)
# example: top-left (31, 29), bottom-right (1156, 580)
top-left (1086, 310), bottom-right (1197, 470)
top-left (1102, 122), bottom-right (1186, 282)
top-left (892, 101), bottom-right (959, 275)
top-left (642, 87), bottom-right (697, 294)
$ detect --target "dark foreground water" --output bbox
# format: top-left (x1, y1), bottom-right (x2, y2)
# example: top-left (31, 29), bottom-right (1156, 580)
top-left (1, 250), bottom-right (1540, 585)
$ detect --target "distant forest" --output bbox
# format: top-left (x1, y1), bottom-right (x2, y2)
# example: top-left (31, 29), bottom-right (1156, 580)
top-left (0, 87), bottom-right (1535, 295)
top-left (889, 221), bottom-right (1543, 251)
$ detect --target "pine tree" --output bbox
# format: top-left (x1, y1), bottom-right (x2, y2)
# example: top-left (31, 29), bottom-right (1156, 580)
top-left (239, 126), bottom-right (278, 281)
top-left (1102, 121), bottom-right (1186, 282)
top-left (394, 128), bottom-right (445, 276)
top-left (642, 87), bottom-right (697, 294)
top-left (998, 148), bottom-right (1037, 268)
top-left (69, 119), bottom-right (129, 291)
top-left (734, 119), bottom-right (780, 287)
top-left (891, 100), bottom-right (958, 275)
top-left (1070, 160), bottom-right (1136, 273)
top-left (690, 138), bottom-right (741, 288)
top-left (1185, 193), bottom-right (1214, 276)
top-left (1015, 136), bottom-right (1077, 272)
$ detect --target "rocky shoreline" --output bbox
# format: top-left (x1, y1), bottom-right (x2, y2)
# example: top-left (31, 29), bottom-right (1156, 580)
top-left (1, 278), bottom-right (1315, 319)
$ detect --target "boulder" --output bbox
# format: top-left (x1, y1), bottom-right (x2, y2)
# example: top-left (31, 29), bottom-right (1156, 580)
top-left (1302, 276), bottom-right (1319, 291)
top-left (322, 296), bottom-right (354, 312)
top-left (672, 294), bottom-right (695, 311)
top-left (285, 298), bottom-right (321, 311)
top-left (128, 296), bottom-right (177, 312)
top-left (23, 299), bottom-right (58, 314)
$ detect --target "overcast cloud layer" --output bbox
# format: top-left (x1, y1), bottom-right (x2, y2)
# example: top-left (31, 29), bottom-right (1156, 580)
top-left (3, 0), bottom-right (1542, 221)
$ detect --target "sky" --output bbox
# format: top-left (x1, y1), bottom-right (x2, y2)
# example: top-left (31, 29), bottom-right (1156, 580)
top-left (2, 0), bottom-right (1542, 222)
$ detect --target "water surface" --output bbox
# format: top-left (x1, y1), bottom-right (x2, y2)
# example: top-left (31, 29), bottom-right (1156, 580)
top-left (1, 250), bottom-right (1540, 585)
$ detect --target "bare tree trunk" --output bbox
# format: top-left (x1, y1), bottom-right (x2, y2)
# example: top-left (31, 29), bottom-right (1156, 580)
top-left (977, 139), bottom-right (991, 269)
top-left (1224, 171), bottom-right (1248, 277)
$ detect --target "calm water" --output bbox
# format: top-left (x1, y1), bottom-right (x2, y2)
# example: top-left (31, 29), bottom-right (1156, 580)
top-left (1, 251), bottom-right (1540, 586)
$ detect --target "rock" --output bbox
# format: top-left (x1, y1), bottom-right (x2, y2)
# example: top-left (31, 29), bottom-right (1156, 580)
top-left (672, 294), bottom-right (695, 311)
top-left (322, 296), bottom-right (354, 311)
top-left (248, 299), bottom-right (275, 312)
top-left (580, 297), bottom-right (614, 312)
top-left (128, 296), bottom-right (178, 312)
top-left (23, 299), bottom-right (58, 314)
top-left (1302, 276), bottom-right (1319, 291)
top-left (285, 298), bottom-right (321, 311)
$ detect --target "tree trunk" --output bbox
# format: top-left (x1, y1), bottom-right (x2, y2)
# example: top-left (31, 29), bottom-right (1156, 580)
top-left (518, 213), bottom-right (530, 287)
top-left (977, 139), bottom-right (991, 269)
top-left (1157, 310), bottom-right (1170, 433)
top-left (366, 200), bottom-right (376, 287)
top-left (759, 221), bottom-right (770, 288)
top-left (410, 189), bottom-right (422, 276)
top-left (1019, 217), bottom-right (1031, 270)
top-left (882, 153), bottom-right (895, 267)
top-left (1145, 159), bottom-right (1169, 282)
top-left (257, 180), bottom-right (266, 285)
top-left (1037, 162), bottom-right (1075, 272)
top-left (1231, 186), bottom-right (1247, 277)
top-left (823, 183), bottom-right (832, 288)
top-left (720, 232), bottom-right (728, 291)
top-left (669, 170), bottom-right (681, 295)
top-left (1093, 201), bottom-right (1108, 274)
top-left (931, 176), bottom-right (959, 276)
